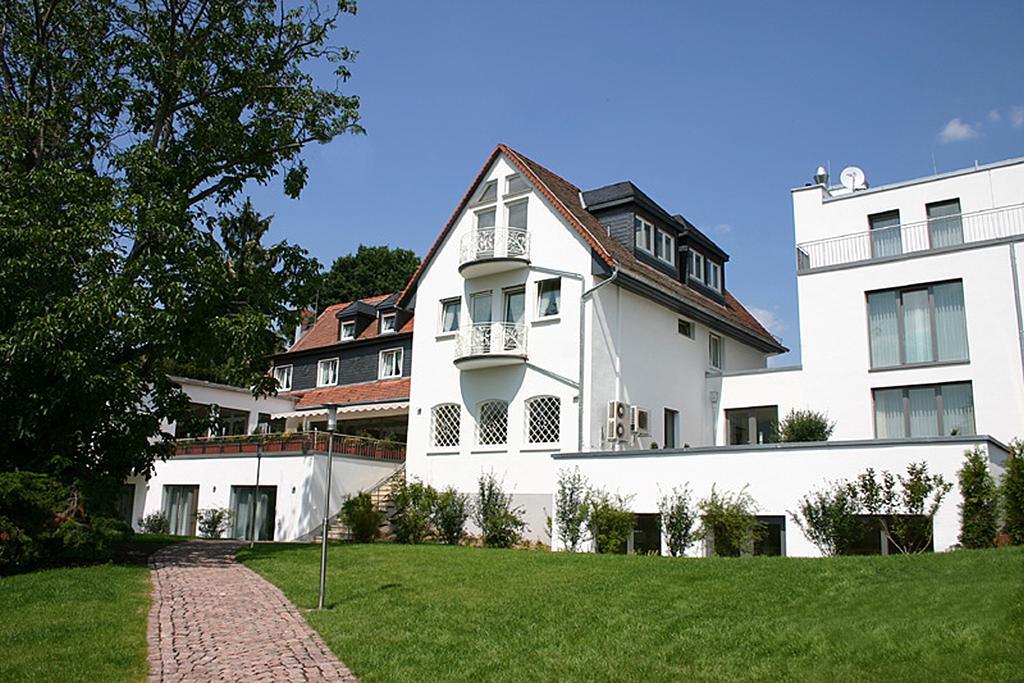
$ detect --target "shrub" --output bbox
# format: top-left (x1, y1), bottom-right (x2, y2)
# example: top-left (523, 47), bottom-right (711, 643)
top-left (856, 462), bottom-right (952, 554)
top-left (658, 486), bottom-right (698, 557)
top-left (776, 409), bottom-right (835, 443)
top-left (958, 448), bottom-right (999, 549)
top-left (433, 487), bottom-right (470, 545)
top-left (554, 468), bottom-right (589, 552)
top-left (53, 520), bottom-right (112, 564)
top-left (1004, 439), bottom-right (1024, 545)
top-left (341, 493), bottom-right (382, 543)
top-left (391, 480), bottom-right (438, 544)
top-left (473, 473), bottom-right (527, 548)
top-left (197, 508), bottom-right (232, 539)
top-left (586, 490), bottom-right (635, 554)
top-left (139, 511), bottom-right (171, 535)
top-left (792, 480), bottom-right (864, 556)
top-left (698, 486), bottom-right (764, 557)
top-left (0, 516), bottom-right (39, 575)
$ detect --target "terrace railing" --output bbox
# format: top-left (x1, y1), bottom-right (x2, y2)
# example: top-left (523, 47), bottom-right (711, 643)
top-left (174, 431), bottom-right (405, 462)
top-left (453, 321), bottom-right (528, 361)
top-left (459, 226), bottom-right (530, 266)
top-left (796, 203), bottom-right (1024, 272)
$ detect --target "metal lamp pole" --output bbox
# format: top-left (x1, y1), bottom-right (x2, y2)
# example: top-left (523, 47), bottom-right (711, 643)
top-left (249, 426), bottom-right (264, 550)
top-left (317, 405), bottom-right (338, 610)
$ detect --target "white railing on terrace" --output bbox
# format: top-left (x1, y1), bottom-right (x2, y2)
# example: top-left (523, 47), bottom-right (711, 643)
top-left (796, 203), bottom-right (1024, 272)
top-left (459, 226), bottom-right (530, 266)
top-left (454, 321), bottom-right (528, 360)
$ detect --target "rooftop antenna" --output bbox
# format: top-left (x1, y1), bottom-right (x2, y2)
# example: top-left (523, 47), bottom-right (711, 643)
top-left (931, 152), bottom-right (937, 175)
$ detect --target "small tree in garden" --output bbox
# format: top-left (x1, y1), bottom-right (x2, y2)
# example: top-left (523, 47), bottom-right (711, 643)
top-left (856, 462), bottom-right (952, 554)
top-left (586, 490), bottom-right (636, 554)
top-left (341, 493), bottom-right (383, 543)
top-left (391, 480), bottom-right (438, 544)
top-left (139, 512), bottom-right (170, 535)
top-left (555, 468), bottom-right (590, 552)
top-left (433, 487), bottom-right (470, 545)
top-left (792, 481), bottom-right (864, 556)
top-left (698, 486), bottom-right (764, 557)
top-left (1003, 439), bottom-right (1024, 545)
top-left (197, 508), bottom-right (231, 538)
top-left (776, 409), bottom-right (835, 443)
top-left (958, 448), bottom-right (999, 549)
top-left (658, 486), bottom-right (698, 557)
top-left (474, 473), bottom-right (527, 548)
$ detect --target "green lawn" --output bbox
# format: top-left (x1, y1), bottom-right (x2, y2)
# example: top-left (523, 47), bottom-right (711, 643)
top-left (239, 543), bottom-right (1024, 682)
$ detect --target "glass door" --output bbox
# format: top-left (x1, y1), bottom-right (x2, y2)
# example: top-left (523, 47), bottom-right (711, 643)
top-left (231, 486), bottom-right (277, 541)
top-left (163, 485), bottom-right (199, 536)
top-left (503, 287), bottom-right (525, 350)
top-left (470, 292), bottom-right (493, 354)
top-left (927, 199), bottom-right (963, 248)
top-left (869, 210), bottom-right (902, 258)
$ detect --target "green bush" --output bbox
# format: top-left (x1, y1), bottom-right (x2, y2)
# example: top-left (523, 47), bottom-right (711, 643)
top-left (658, 486), bottom-right (698, 557)
top-left (792, 481), bottom-right (864, 556)
top-left (698, 486), bottom-right (764, 557)
top-left (586, 490), bottom-right (635, 554)
top-left (139, 511), bottom-right (171, 535)
top-left (433, 487), bottom-right (470, 545)
top-left (391, 480), bottom-right (438, 544)
top-left (473, 473), bottom-right (527, 548)
top-left (958, 448), bottom-right (999, 549)
top-left (776, 409), bottom-right (835, 443)
top-left (197, 508), bottom-right (232, 539)
top-left (341, 493), bottom-right (382, 543)
top-left (1004, 440), bottom-right (1024, 545)
top-left (0, 516), bottom-right (39, 574)
top-left (555, 468), bottom-right (589, 552)
top-left (856, 462), bottom-right (951, 554)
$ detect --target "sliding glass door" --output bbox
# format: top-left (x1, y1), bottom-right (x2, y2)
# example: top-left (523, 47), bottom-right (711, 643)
top-left (163, 485), bottom-right (199, 536)
top-left (230, 486), bottom-right (277, 541)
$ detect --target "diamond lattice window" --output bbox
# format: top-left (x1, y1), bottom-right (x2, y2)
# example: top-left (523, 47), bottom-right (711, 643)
top-left (477, 400), bottom-right (509, 446)
top-left (526, 396), bottom-right (560, 444)
top-left (431, 404), bottom-right (461, 448)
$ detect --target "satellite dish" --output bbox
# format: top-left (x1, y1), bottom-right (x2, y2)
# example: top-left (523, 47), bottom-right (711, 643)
top-left (839, 166), bottom-right (867, 191)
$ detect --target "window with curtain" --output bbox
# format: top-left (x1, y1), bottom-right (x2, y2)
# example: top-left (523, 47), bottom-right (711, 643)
top-left (537, 278), bottom-right (560, 318)
top-left (440, 298), bottom-right (460, 333)
top-left (634, 217), bottom-right (654, 254)
top-left (163, 485), bottom-right (198, 536)
top-left (869, 210), bottom-right (902, 258)
top-left (927, 198), bottom-right (963, 248)
top-left (872, 382), bottom-right (975, 438)
top-left (867, 281), bottom-right (968, 368)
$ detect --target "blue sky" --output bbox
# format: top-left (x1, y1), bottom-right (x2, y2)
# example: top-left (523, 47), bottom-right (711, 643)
top-left (249, 0), bottom-right (1024, 364)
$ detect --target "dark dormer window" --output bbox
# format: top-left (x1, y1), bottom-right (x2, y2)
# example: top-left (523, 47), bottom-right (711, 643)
top-left (688, 250), bottom-right (722, 293)
top-left (655, 229), bottom-right (675, 265)
top-left (634, 216), bottom-right (654, 254)
top-left (380, 312), bottom-right (397, 334)
top-left (688, 251), bottom-right (704, 281)
top-left (340, 320), bottom-right (356, 341)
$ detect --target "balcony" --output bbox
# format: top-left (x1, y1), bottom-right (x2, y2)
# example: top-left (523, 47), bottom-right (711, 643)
top-left (453, 321), bottom-right (528, 369)
top-left (174, 432), bottom-right (406, 462)
top-left (796, 203), bottom-right (1024, 272)
top-left (458, 226), bottom-right (530, 278)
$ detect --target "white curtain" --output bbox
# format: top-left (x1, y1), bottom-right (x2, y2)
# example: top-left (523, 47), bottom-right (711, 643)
top-left (874, 389), bottom-right (905, 438)
top-left (908, 387), bottom-right (939, 436)
top-left (232, 487), bottom-right (275, 541)
top-left (928, 201), bottom-right (964, 248)
top-left (868, 291), bottom-right (900, 367)
top-left (942, 383), bottom-right (976, 436)
top-left (870, 212), bottom-right (902, 258)
top-left (164, 486), bottom-right (196, 536)
top-left (933, 282), bottom-right (969, 361)
top-left (902, 289), bottom-right (933, 363)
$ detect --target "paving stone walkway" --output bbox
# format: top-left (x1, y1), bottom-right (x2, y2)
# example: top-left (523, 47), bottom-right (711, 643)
top-left (147, 541), bottom-right (357, 682)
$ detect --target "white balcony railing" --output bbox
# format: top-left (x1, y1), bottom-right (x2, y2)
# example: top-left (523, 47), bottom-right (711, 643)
top-left (796, 203), bottom-right (1024, 272)
top-left (454, 322), bottom-right (528, 363)
top-left (459, 226), bottom-right (530, 268)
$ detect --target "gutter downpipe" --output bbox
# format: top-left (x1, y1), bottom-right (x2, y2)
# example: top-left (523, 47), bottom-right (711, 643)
top-left (1009, 244), bottom-right (1024, 388)
top-left (578, 266), bottom-right (620, 451)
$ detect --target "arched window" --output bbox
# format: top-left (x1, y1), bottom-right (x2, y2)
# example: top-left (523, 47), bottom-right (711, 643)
top-left (477, 400), bottom-right (509, 445)
top-left (430, 404), bottom-right (461, 448)
top-left (526, 396), bottom-right (561, 444)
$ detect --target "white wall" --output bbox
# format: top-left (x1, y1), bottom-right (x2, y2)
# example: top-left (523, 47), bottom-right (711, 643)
top-left (167, 377), bottom-right (296, 435)
top-left (553, 437), bottom-right (1008, 556)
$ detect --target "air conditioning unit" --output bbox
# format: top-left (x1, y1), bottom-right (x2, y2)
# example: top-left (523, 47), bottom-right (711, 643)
top-left (631, 406), bottom-right (651, 436)
top-left (607, 400), bottom-right (628, 442)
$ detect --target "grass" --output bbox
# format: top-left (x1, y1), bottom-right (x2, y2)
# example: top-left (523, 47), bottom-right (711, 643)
top-left (0, 533), bottom-right (180, 683)
top-left (239, 543), bottom-right (1024, 682)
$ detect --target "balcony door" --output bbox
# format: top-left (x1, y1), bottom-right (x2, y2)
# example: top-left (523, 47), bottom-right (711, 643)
top-left (163, 485), bottom-right (199, 536)
top-left (869, 210), bottom-right (902, 259)
top-left (503, 287), bottom-right (525, 350)
top-left (927, 199), bottom-right (964, 248)
top-left (470, 292), bottom-right (493, 354)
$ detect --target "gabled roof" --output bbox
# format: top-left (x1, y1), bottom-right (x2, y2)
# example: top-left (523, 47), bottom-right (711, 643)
top-left (283, 293), bottom-right (412, 355)
top-left (288, 377), bottom-right (410, 409)
top-left (399, 144), bottom-right (784, 353)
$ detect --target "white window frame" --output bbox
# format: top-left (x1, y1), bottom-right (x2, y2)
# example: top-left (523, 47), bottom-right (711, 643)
top-left (655, 229), bottom-right (675, 265)
top-left (272, 364), bottom-right (292, 391)
top-left (536, 278), bottom-right (561, 319)
top-left (705, 261), bottom-right (722, 292)
top-left (476, 400), bottom-right (509, 446)
top-left (525, 395), bottom-right (561, 445)
top-left (505, 198), bottom-right (528, 229)
top-left (439, 297), bottom-right (461, 334)
top-left (709, 333), bottom-right (723, 370)
top-left (476, 179), bottom-right (497, 205)
top-left (634, 216), bottom-right (654, 254)
top-left (317, 358), bottom-right (339, 387)
top-left (689, 251), bottom-right (705, 282)
top-left (505, 173), bottom-right (529, 196)
top-left (378, 348), bottom-right (404, 379)
top-left (475, 206), bottom-right (497, 229)
top-left (380, 312), bottom-right (397, 335)
top-left (430, 403), bottom-right (461, 448)
top-left (339, 320), bottom-right (356, 341)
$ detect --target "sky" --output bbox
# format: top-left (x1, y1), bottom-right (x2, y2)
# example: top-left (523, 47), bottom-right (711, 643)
top-left (248, 0), bottom-right (1024, 364)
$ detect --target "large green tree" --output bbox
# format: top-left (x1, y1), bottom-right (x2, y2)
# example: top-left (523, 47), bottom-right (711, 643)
top-left (0, 0), bottom-right (361, 505)
top-left (321, 244), bottom-right (420, 306)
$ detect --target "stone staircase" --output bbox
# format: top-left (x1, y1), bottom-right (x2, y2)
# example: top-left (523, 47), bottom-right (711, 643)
top-left (316, 464), bottom-right (405, 542)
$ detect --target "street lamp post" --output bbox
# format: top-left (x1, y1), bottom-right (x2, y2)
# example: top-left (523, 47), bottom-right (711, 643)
top-left (317, 405), bottom-right (338, 610)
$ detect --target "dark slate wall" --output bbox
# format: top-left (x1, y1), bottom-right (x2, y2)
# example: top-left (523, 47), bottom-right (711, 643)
top-left (280, 335), bottom-right (413, 391)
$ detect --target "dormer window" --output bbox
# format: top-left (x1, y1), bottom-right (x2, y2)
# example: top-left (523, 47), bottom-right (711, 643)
top-left (340, 320), bottom-right (356, 341)
top-left (688, 250), bottom-right (722, 292)
top-left (688, 251), bottom-right (705, 281)
top-left (380, 312), bottom-right (397, 334)
top-left (506, 173), bottom-right (529, 196)
top-left (477, 180), bottom-right (497, 204)
top-left (655, 229), bottom-right (675, 265)
top-left (705, 261), bottom-right (722, 292)
top-left (634, 217), bottom-right (654, 254)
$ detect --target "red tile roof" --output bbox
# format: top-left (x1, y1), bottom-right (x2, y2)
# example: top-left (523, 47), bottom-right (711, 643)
top-left (285, 293), bottom-right (412, 354)
top-left (290, 378), bottom-right (411, 409)
top-left (400, 144), bottom-right (783, 351)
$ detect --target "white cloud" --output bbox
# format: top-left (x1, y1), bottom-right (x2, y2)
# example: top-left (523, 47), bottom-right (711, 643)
top-left (939, 118), bottom-right (979, 143)
top-left (712, 223), bottom-right (732, 234)
top-left (748, 306), bottom-right (786, 338)
top-left (988, 109), bottom-right (1002, 122)
top-left (1011, 106), bottom-right (1024, 129)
